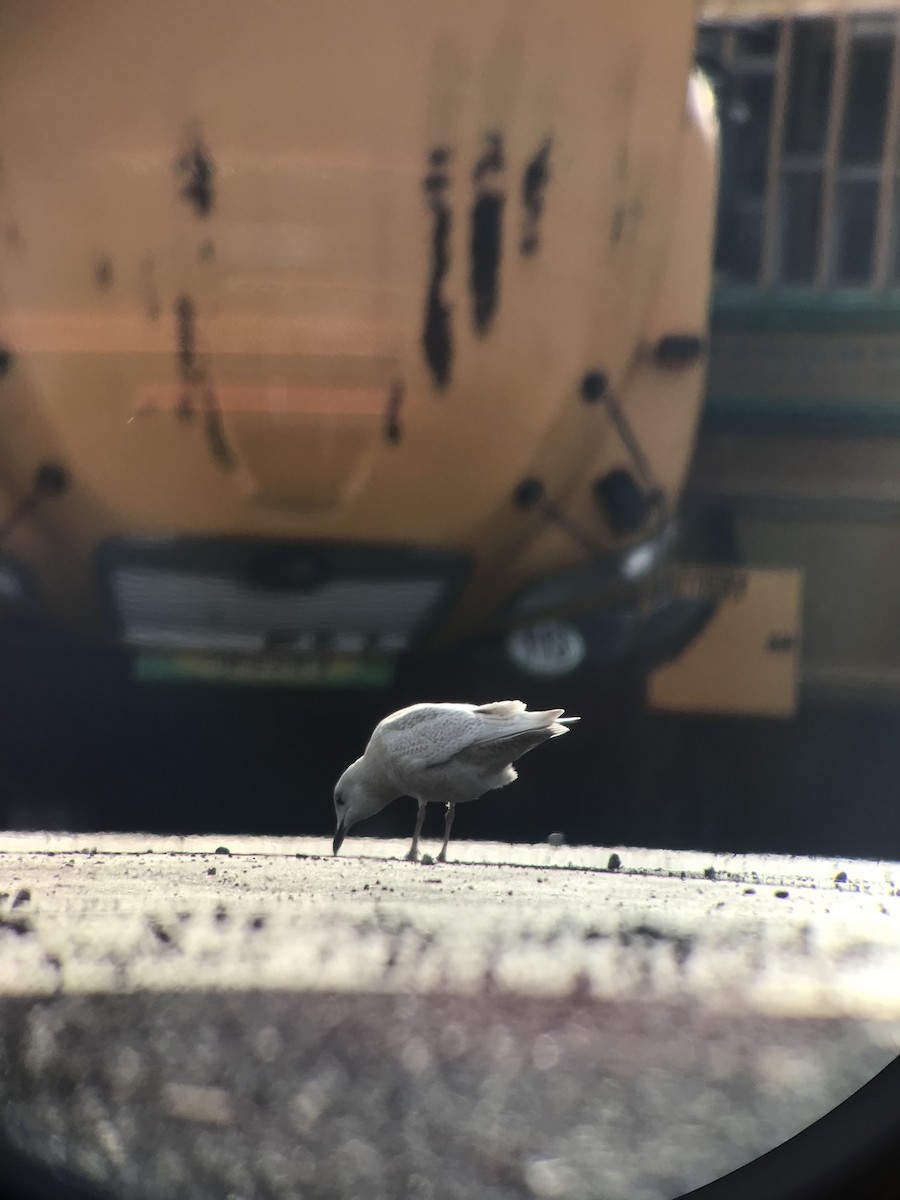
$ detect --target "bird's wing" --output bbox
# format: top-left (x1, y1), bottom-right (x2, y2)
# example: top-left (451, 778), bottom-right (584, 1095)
top-left (374, 701), bottom-right (573, 774)
top-left (431, 724), bottom-right (571, 776)
top-left (370, 703), bottom-right (480, 774)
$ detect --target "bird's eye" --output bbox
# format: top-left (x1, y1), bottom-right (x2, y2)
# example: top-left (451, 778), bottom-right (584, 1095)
top-left (335, 794), bottom-right (345, 808)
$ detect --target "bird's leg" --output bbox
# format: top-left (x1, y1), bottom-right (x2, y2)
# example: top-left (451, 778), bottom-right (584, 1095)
top-left (436, 802), bottom-right (455, 863)
top-left (405, 799), bottom-right (427, 861)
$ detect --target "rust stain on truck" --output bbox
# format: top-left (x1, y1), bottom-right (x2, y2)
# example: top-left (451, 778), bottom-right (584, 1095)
top-left (470, 132), bottom-right (505, 335)
top-left (520, 138), bottom-right (552, 256)
top-left (421, 147), bottom-right (454, 389)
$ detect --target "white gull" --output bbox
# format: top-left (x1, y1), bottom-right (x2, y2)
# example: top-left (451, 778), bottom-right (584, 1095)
top-left (332, 700), bottom-right (579, 862)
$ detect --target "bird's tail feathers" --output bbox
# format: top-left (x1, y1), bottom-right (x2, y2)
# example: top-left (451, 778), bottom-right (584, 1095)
top-left (473, 700), bottom-right (527, 717)
top-left (474, 702), bottom-right (580, 740)
top-left (549, 716), bottom-right (580, 737)
top-left (530, 708), bottom-right (580, 732)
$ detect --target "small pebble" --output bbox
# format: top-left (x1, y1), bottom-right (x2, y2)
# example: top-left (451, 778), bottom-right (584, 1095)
top-left (207, 867), bottom-right (216, 876)
top-left (215, 846), bottom-right (231, 856)
top-left (704, 866), bottom-right (717, 881)
top-left (548, 832), bottom-right (565, 847)
top-left (421, 854), bottom-right (434, 866)
top-left (607, 853), bottom-right (622, 871)
top-left (743, 887), bottom-right (756, 895)
top-left (11, 888), bottom-right (31, 909)
top-left (774, 889), bottom-right (789, 899)
top-left (834, 871), bottom-right (848, 884)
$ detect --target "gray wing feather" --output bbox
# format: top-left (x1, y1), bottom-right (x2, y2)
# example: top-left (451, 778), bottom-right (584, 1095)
top-left (426, 722), bottom-right (572, 773)
top-left (371, 702), bottom-right (578, 777)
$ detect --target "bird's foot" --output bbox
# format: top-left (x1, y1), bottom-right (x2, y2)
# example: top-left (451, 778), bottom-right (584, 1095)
top-left (404, 847), bottom-right (420, 862)
top-left (436, 849), bottom-right (448, 864)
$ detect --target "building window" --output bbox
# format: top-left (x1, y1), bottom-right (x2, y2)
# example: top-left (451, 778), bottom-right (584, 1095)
top-left (700, 12), bottom-right (900, 290)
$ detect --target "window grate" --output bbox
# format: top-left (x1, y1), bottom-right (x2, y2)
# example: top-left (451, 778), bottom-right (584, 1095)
top-left (702, 11), bottom-right (900, 290)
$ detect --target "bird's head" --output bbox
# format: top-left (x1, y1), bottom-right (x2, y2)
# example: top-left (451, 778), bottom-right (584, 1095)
top-left (332, 756), bottom-right (394, 855)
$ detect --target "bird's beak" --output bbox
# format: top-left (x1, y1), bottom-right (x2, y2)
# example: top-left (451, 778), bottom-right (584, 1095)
top-left (333, 821), bottom-right (346, 856)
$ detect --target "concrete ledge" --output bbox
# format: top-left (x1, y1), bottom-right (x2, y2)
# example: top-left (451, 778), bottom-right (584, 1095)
top-left (1, 835), bottom-right (898, 1199)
